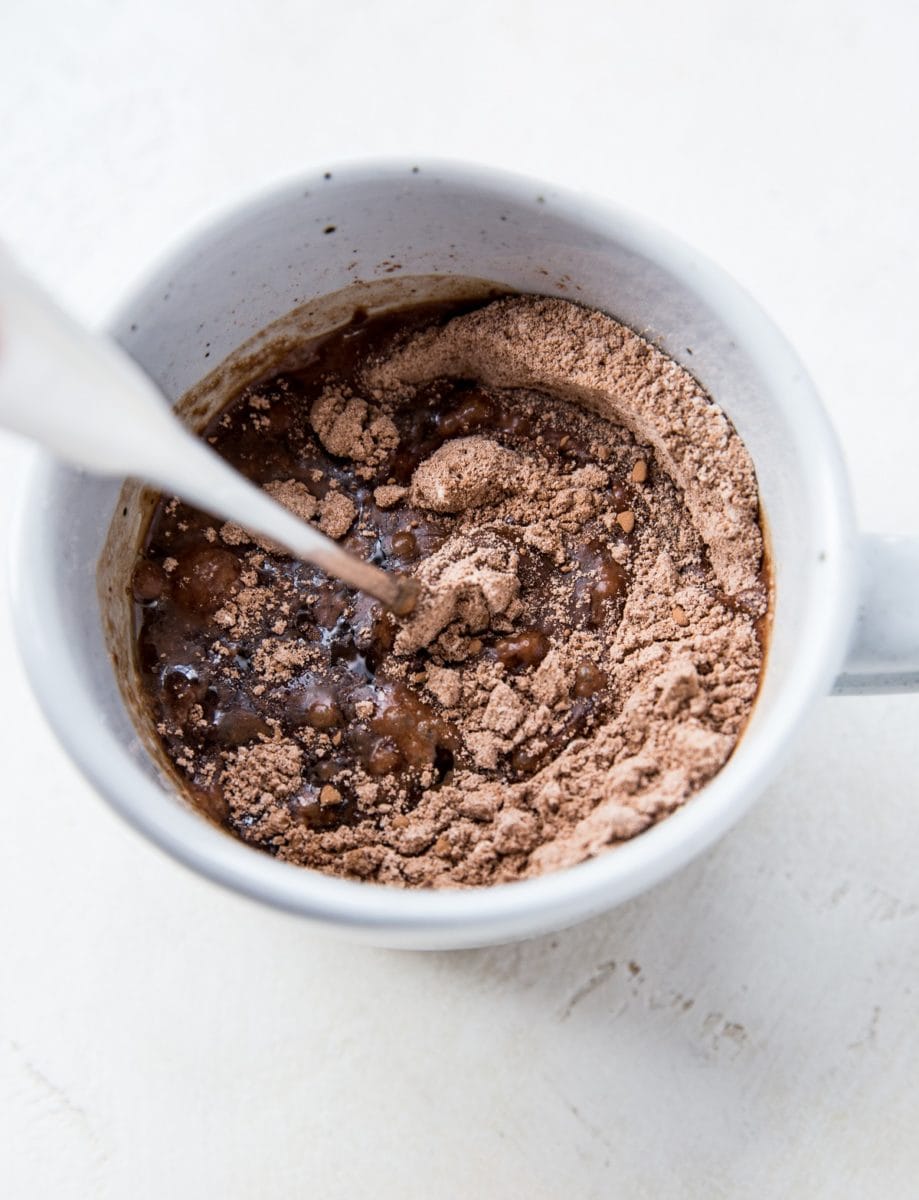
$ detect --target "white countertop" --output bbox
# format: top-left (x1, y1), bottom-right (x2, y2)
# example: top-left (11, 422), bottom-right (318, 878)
top-left (2, 2), bottom-right (918, 1195)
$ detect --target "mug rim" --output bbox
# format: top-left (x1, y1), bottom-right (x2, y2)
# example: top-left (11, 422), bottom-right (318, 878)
top-left (8, 159), bottom-right (858, 946)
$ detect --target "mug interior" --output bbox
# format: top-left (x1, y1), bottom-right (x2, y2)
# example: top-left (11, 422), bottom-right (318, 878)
top-left (10, 162), bottom-right (857, 947)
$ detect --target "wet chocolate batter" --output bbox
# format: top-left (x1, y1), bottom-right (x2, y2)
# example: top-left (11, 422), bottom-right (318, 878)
top-left (129, 297), bottom-right (767, 885)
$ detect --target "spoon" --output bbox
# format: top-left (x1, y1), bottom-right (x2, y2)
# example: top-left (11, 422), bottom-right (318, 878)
top-left (0, 249), bottom-right (418, 615)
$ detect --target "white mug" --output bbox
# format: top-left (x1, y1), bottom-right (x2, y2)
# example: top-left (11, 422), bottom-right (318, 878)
top-left (10, 161), bottom-right (919, 949)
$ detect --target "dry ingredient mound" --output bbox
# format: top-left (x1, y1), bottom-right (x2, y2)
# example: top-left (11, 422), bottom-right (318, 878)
top-left (133, 296), bottom-right (768, 888)
top-left (367, 298), bottom-right (761, 599)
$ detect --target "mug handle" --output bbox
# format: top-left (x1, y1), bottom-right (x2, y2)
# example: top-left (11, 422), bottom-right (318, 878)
top-left (834, 534), bottom-right (919, 693)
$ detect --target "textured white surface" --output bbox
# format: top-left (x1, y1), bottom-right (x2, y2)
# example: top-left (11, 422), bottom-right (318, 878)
top-left (1, 1), bottom-right (918, 1195)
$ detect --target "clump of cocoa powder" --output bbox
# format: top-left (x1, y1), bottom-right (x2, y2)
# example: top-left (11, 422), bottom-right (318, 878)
top-left (310, 385), bottom-right (399, 468)
top-left (409, 436), bottom-right (522, 512)
top-left (140, 296), bottom-right (768, 888)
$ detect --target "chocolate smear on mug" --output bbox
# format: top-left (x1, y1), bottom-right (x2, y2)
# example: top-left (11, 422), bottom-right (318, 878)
top-left (132, 296), bottom-right (768, 886)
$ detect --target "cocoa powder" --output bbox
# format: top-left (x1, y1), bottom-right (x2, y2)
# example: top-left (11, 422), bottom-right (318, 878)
top-left (135, 296), bottom-right (768, 888)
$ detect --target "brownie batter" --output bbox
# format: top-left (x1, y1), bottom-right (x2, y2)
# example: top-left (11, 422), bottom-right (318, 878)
top-left (131, 296), bottom-right (768, 886)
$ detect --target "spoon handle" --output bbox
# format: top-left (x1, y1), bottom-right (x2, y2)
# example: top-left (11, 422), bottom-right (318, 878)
top-left (0, 247), bottom-right (416, 614)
